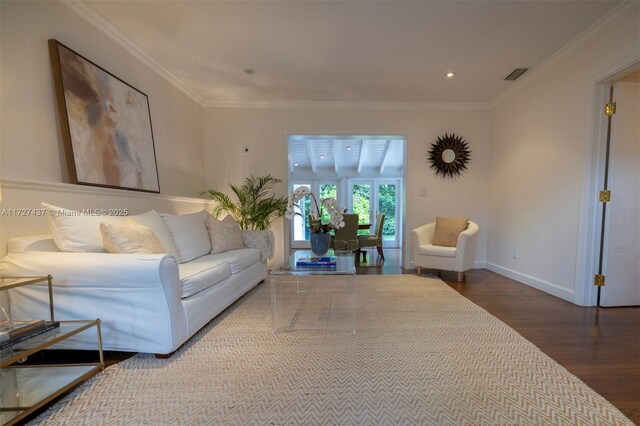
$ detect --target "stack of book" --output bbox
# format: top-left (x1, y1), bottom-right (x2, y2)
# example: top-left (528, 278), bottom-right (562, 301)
top-left (0, 319), bottom-right (60, 350)
top-left (296, 256), bottom-right (337, 269)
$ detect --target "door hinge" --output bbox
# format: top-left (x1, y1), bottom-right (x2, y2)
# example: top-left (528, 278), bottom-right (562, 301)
top-left (599, 190), bottom-right (611, 203)
top-left (604, 102), bottom-right (617, 117)
top-left (594, 274), bottom-right (606, 286)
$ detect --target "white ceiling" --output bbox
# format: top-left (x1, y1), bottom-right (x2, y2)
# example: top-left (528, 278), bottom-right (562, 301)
top-left (83, 1), bottom-right (619, 105)
top-left (289, 136), bottom-right (404, 178)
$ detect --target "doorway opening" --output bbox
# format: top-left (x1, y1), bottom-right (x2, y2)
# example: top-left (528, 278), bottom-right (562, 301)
top-left (287, 135), bottom-right (406, 263)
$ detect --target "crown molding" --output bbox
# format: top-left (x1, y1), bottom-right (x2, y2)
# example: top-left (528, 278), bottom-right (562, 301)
top-left (203, 100), bottom-right (490, 111)
top-left (489, 1), bottom-right (640, 108)
top-left (62, 0), bottom-right (636, 112)
top-left (61, 0), bottom-right (206, 106)
top-left (61, 0), bottom-right (488, 111)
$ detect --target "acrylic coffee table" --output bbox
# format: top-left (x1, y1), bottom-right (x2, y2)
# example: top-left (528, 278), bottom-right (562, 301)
top-left (270, 250), bottom-right (356, 334)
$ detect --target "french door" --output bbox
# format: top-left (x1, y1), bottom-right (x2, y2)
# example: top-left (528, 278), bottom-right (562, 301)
top-left (348, 179), bottom-right (401, 248)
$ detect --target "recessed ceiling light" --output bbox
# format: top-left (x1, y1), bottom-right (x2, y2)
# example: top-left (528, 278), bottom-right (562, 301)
top-left (320, 155), bottom-right (325, 159)
top-left (446, 72), bottom-right (456, 78)
top-left (346, 146), bottom-right (351, 151)
top-left (294, 162), bottom-right (299, 167)
top-left (244, 68), bottom-right (256, 75)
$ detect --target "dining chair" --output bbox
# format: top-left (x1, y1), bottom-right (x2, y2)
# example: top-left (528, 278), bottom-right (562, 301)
top-left (331, 214), bottom-right (359, 252)
top-left (357, 213), bottom-right (386, 261)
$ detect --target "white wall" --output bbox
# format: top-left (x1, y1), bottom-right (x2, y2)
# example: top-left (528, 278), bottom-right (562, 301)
top-left (488, 7), bottom-right (639, 304)
top-left (0, 1), bottom-right (208, 254)
top-left (204, 107), bottom-right (492, 267)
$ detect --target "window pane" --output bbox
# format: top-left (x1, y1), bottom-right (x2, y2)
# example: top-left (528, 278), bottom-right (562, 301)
top-left (292, 184), bottom-right (311, 241)
top-left (319, 183), bottom-right (337, 225)
top-left (378, 184), bottom-right (396, 241)
top-left (352, 184), bottom-right (371, 235)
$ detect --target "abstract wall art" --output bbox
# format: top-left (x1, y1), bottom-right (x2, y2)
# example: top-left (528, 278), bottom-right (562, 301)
top-left (49, 39), bottom-right (160, 193)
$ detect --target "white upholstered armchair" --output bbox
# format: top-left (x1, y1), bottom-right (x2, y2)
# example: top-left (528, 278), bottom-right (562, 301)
top-left (410, 221), bottom-right (479, 282)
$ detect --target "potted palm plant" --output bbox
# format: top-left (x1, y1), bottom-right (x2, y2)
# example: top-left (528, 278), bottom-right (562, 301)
top-left (202, 175), bottom-right (288, 263)
top-left (201, 175), bottom-right (288, 230)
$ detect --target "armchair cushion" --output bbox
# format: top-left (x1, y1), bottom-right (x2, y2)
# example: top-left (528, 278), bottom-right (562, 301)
top-left (432, 216), bottom-right (469, 247)
top-left (418, 244), bottom-right (457, 258)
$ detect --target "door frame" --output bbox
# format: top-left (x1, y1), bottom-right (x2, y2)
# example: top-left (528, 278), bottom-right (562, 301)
top-left (284, 135), bottom-right (407, 258)
top-left (573, 56), bottom-right (639, 306)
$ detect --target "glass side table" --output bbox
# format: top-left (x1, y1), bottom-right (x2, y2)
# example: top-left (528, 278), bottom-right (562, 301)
top-left (0, 276), bottom-right (104, 426)
top-left (270, 250), bottom-right (356, 334)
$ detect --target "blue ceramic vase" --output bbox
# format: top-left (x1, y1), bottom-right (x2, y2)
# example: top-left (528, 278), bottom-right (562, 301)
top-left (310, 233), bottom-right (331, 256)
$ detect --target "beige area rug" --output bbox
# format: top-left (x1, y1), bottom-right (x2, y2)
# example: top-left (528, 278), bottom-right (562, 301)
top-left (32, 275), bottom-right (632, 425)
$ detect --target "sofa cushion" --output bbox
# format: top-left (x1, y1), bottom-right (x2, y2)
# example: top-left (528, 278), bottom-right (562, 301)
top-left (178, 258), bottom-right (231, 299)
top-left (206, 248), bottom-right (261, 274)
top-left (126, 210), bottom-right (180, 260)
top-left (206, 215), bottom-right (244, 254)
top-left (418, 244), bottom-right (457, 258)
top-left (42, 202), bottom-right (125, 252)
top-left (161, 211), bottom-right (211, 263)
top-left (100, 222), bottom-right (166, 254)
top-left (432, 216), bottom-right (469, 247)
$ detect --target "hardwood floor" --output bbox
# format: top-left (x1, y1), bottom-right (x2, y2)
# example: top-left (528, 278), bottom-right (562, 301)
top-left (439, 269), bottom-right (640, 424)
top-left (356, 248), bottom-right (639, 423)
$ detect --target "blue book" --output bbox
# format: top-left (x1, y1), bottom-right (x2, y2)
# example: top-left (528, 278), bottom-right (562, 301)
top-left (296, 256), bottom-right (337, 266)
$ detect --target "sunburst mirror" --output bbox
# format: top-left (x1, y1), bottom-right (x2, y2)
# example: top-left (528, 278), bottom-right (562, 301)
top-left (427, 133), bottom-right (471, 179)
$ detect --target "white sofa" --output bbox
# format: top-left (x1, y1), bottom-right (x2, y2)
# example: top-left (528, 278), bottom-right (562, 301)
top-left (1, 232), bottom-right (268, 356)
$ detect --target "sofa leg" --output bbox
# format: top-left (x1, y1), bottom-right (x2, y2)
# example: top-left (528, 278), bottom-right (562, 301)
top-left (155, 351), bottom-right (176, 359)
top-left (457, 272), bottom-right (464, 283)
top-left (416, 267), bottom-right (422, 276)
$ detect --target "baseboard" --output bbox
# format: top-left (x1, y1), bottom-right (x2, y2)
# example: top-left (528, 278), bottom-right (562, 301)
top-left (404, 261), bottom-right (487, 270)
top-left (485, 262), bottom-right (574, 302)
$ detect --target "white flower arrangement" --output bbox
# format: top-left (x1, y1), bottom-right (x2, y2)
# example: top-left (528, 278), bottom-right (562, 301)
top-left (285, 186), bottom-right (345, 234)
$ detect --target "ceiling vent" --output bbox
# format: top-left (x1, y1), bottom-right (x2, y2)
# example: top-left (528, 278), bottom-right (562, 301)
top-left (505, 68), bottom-right (528, 81)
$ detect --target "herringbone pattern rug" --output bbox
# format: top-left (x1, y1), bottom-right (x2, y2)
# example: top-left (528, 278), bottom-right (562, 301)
top-left (32, 275), bottom-right (632, 425)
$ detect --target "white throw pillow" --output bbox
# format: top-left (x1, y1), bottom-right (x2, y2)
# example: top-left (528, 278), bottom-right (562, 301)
top-left (101, 222), bottom-right (166, 254)
top-left (161, 211), bottom-right (211, 263)
top-left (206, 214), bottom-right (245, 254)
top-left (42, 202), bottom-right (125, 252)
top-left (126, 210), bottom-right (180, 260)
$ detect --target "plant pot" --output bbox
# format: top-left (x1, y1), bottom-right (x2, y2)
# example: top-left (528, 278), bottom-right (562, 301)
top-left (310, 233), bottom-right (331, 256)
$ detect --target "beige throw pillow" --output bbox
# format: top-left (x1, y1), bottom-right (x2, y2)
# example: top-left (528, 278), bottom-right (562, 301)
top-left (100, 222), bottom-right (166, 254)
top-left (206, 214), bottom-right (245, 254)
top-left (125, 210), bottom-right (180, 260)
top-left (432, 216), bottom-right (469, 247)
